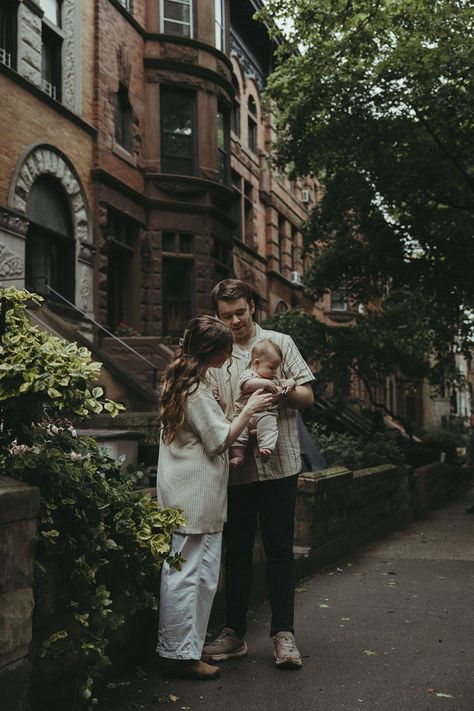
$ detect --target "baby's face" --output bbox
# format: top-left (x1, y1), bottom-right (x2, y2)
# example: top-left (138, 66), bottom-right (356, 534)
top-left (253, 352), bottom-right (281, 379)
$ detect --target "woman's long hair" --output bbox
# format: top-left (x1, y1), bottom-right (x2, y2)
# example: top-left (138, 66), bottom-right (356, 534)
top-left (159, 316), bottom-right (233, 444)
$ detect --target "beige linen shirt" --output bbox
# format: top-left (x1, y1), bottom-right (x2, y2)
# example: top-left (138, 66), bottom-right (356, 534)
top-left (208, 323), bottom-right (315, 485)
top-left (156, 381), bottom-right (230, 534)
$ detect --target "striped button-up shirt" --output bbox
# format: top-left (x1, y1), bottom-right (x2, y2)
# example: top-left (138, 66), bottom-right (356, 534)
top-left (208, 323), bottom-right (315, 485)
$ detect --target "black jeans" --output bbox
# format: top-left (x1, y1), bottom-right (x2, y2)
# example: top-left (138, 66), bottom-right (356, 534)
top-left (223, 474), bottom-right (298, 638)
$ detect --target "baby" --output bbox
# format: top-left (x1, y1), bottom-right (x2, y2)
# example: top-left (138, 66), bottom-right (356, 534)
top-left (229, 339), bottom-right (296, 466)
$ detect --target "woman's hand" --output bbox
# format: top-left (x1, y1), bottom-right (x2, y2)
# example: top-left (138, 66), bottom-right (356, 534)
top-left (244, 388), bottom-right (275, 416)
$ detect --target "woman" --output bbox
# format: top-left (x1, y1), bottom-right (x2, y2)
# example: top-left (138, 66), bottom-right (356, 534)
top-left (157, 316), bottom-right (274, 680)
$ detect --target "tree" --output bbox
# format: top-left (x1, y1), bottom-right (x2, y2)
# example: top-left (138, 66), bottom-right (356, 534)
top-left (259, 0), bottom-right (474, 393)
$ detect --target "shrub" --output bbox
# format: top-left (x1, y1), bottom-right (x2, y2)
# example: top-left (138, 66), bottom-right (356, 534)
top-left (309, 422), bottom-right (405, 470)
top-left (0, 289), bottom-right (184, 708)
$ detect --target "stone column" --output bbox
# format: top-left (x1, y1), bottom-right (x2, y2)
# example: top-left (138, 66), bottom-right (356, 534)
top-left (0, 476), bottom-right (40, 711)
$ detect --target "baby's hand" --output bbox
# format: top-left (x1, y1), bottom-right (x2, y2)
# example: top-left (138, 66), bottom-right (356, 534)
top-left (263, 381), bottom-right (281, 394)
top-left (280, 378), bottom-right (297, 396)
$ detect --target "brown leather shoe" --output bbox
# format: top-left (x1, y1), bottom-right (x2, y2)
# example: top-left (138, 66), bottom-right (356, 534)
top-left (161, 659), bottom-right (220, 680)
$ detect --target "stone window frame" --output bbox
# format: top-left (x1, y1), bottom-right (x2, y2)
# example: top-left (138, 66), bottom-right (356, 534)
top-left (41, 11), bottom-right (64, 101)
top-left (8, 143), bottom-right (93, 316)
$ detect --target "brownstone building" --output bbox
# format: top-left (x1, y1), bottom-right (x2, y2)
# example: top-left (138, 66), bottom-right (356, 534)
top-left (0, 0), bottom-right (313, 443)
top-left (0, 1), bottom-right (468, 441)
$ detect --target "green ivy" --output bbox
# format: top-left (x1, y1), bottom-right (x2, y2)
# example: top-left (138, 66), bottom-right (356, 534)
top-left (310, 422), bottom-right (405, 471)
top-left (0, 288), bottom-right (184, 708)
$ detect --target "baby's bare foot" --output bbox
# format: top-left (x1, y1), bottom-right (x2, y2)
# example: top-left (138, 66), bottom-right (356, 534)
top-left (259, 448), bottom-right (272, 463)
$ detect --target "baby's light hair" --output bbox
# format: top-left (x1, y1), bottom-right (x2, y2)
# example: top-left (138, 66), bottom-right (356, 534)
top-left (251, 339), bottom-right (283, 363)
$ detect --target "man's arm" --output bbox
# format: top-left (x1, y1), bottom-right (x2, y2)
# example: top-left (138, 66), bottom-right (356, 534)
top-left (285, 382), bottom-right (314, 409)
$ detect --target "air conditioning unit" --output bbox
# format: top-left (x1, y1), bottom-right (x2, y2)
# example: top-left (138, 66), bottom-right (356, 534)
top-left (291, 271), bottom-right (303, 286)
top-left (301, 189), bottom-right (310, 204)
top-left (0, 48), bottom-right (11, 68)
top-left (41, 79), bottom-right (57, 100)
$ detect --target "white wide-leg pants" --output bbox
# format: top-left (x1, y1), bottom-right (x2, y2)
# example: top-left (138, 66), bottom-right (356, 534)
top-left (157, 531), bottom-right (222, 660)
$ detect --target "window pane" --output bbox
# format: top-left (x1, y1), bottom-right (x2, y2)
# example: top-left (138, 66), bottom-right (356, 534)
top-left (179, 234), bottom-right (193, 253)
top-left (40, 0), bottom-right (61, 26)
top-left (161, 89), bottom-right (195, 175)
top-left (163, 259), bottom-right (193, 336)
top-left (162, 232), bottom-right (176, 252)
top-left (164, 0), bottom-right (190, 23)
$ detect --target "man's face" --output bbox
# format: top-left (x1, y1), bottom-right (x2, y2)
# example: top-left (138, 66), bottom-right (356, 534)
top-left (215, 297), bottom-right (255, 344)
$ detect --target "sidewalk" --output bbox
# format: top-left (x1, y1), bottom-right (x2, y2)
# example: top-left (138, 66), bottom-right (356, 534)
top-left (100, 490), bottom-right (474, 711)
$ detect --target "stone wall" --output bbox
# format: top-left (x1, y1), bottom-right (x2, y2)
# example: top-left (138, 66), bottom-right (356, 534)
top-left (0, 476), bottom-right (40, 711)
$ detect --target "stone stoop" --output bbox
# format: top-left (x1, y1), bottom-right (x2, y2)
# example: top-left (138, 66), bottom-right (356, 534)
top-left (100, 337), bottom-right (174, 391)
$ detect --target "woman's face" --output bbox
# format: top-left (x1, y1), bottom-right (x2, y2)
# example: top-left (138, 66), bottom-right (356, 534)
top-left (206, 343), bottom-right (233, 369)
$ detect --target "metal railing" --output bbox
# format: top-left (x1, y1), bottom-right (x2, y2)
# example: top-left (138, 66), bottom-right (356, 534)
top-left (45, 285), bottom-right (159, 388)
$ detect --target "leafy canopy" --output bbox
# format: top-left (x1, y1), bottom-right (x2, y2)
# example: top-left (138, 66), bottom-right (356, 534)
top-left (259, 0), bottom-right (474, 386)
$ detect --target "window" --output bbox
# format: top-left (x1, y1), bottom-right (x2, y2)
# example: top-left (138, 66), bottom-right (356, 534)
top-left (247, 95), bottom-right (257, 153)
top-left (115, 83), bottom-right (133, 152)
top-left (161, 88), bottom-right (196, 175)
top-left (217, 108), bottom-right (229, 183)
top-left (330, 288), bottom-right (348, 311)
top-left (215, 0), bottom-right (225, 51)
top-left (232, 173), bottom-right (255, 246)
top-left (105, 210), bottom-right (138, 331)
top-left (212, 237), bottom-right (232, 282)
top-left (230, 75), bottom-right (240, 137)
top-left (162, 231), bottom-right (194, 336)
top-left (161, 0), bottom-right (192, 37)
top-left (41, 23), bottom-right (62, 100)
top-left (40, 0), bottom-right (61, 26)
top-left (25, 175), bottom-right (74, 302)
top-left (275, 300), bottom-right (288, 314)
top-left (0, 3), bottom-right (17, 70)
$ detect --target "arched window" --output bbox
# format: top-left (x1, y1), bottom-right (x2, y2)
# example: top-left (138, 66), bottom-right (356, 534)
top-left (247, 95), bottom-right (257, 153)
top-left (25, 175), bottom-right (75, 302)
top-left (275, 300), bottom-right (288, 314)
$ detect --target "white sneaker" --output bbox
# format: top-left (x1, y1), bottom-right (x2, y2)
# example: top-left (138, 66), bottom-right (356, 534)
top-left (273, 631), bottom-right (303, 669)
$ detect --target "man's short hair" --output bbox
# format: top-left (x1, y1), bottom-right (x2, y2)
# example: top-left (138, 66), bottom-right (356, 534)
top-left (211, 279), bottom-right (254, 313)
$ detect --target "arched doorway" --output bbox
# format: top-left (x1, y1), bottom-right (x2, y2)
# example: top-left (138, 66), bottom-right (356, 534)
top-left (25, 175), bottom-right (75, 301)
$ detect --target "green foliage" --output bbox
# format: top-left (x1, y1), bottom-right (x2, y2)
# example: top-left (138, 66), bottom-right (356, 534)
top-left (0, 289), bottom-right (124, 439)
top-left (0, 288), bottom-right (185, 708)
top-left (259, 0), bottom-right (474, 387)
top-left (310, 422), bottom-right (405, 470)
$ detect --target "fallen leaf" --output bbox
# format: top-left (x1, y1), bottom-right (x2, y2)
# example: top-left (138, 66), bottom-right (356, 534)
top-left (168, 694), bottom-right (180, 702)
top-left (363, 650), bottom-right (377, 656)
top-left (319, 604), bottom-right (329, 608)
top-left (436, 693), bottom-right (454, 699)
top-left (295, 587), bottom-right (306, 592)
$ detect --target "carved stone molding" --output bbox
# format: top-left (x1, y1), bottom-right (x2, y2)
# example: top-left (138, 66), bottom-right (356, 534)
top-left (11, 144), bottom-right (91, 246)
top-left (230, 35), bottom-right (265, 91)
top-left (0, 208), bottom-right (29, 238)
top-left (117, 42), bottom-right (132, 87)
top-left (0, 244), bottom-right (24, 278)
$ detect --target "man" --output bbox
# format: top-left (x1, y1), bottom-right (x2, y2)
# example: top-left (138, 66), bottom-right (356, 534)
top-left (203, 279), bottom-right (314, 669)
